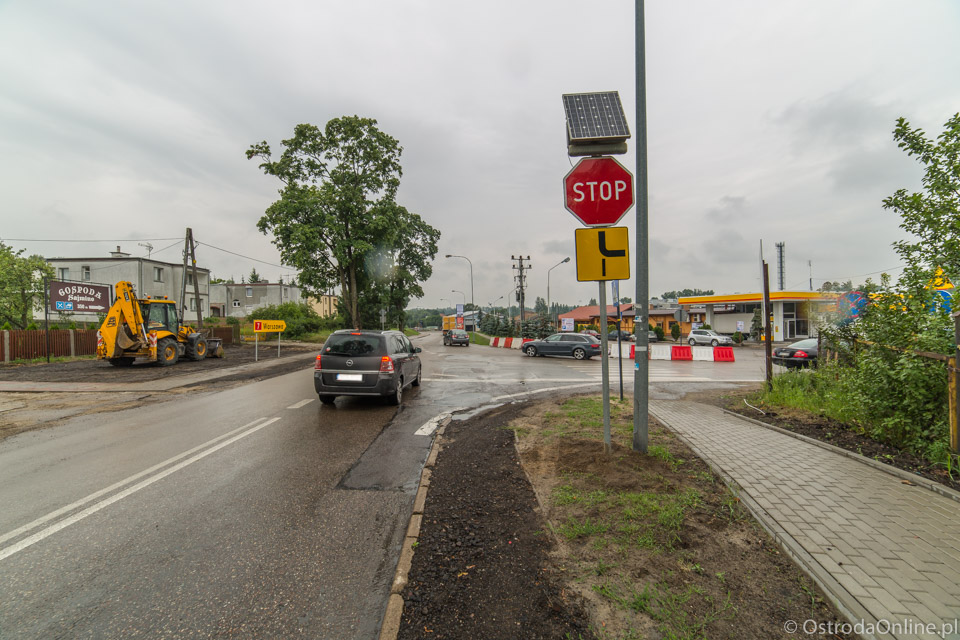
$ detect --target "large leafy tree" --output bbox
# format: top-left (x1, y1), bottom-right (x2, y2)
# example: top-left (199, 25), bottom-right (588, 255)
top-left (883, 113), bottom-right (960, 285)
top-left (0, 242), bottom-right (54, 328)
top-left (247, 117), bottom-right (439, 328)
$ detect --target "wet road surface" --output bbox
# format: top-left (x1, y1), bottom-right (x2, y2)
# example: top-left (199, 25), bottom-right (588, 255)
top-left (0, 333), bottom-right (764, 638)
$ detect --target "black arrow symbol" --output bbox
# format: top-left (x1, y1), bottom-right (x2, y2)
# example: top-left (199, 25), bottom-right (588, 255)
top-left (598, 230), bottom-right (625, 277)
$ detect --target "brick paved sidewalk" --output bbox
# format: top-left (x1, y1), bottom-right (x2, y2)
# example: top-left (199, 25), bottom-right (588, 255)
top-left (650, 400), bottom-right (960, 640)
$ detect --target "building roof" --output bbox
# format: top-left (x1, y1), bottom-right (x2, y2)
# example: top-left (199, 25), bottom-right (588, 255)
top-left (678, 291), bottom-right (837, 305)
top-left (558, 303), bottom-right (633, 321)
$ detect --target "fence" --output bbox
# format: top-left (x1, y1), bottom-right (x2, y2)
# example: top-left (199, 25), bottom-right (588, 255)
top-left (820, 336), bottom-right (958, 454)
top-left (1, 326), bottom-right (236, 362)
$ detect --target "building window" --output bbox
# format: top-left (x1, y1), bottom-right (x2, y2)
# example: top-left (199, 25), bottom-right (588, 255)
top-left (232, 300), bottom-right (240, 308)
top-left (186, 272), bottom-right (193, 286)
top-left (245, 287), bottom-right (253, 298)
top-left (154, 267), bottom-right (164, 282)
top-left (81, 266), bottom-right (91, 281)
top-left (190, 298), bottom-right (204, 312)
top-left (58, 267), bottom-right (69, 280)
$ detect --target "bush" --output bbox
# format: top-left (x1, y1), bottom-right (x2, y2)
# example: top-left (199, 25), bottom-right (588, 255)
top-left (247, 302), bottom-right (324, 339)
top-left (1, 322), bottom-right (11, 330)
top-left (670, 324), bottom-right (681, 342)
top-left (26, 322), bottom-right (38, 330)
top-left (225, 316), bottom-right (240, 326)
top-left (654, 326), bottom-right (665, 340)
top-left (49, 324), bottom-right (60, 331)
top-left (732, 331), bottom-right (743, 344)
top-left (68, 322), bottom-right (77, 329)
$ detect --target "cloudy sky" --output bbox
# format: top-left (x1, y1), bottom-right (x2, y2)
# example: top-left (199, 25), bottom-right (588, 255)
top-left (2, 1), bottom-right (958, 311)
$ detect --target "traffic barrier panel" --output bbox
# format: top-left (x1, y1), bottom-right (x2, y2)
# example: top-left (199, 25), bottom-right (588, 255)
top-left (714, 346), bottom-right (735, 362)
top-left (671, 345), bottom-right (693, 361)
top-left (650, 343), bottom-right (672, 360)
top-left (504, 338), bottom-right (513, 349)
top-left (512, 339), bottom-right (526, 349)
top-left (692, 346), bottom-right (714, 361)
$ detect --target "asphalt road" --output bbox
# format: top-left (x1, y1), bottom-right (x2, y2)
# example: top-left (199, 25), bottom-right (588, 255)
top-left (0, 333), bottom-right (766, 639)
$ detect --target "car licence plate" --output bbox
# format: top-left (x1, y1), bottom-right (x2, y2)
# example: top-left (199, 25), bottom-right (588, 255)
top-left (336, 373), bottom-right (363, 382)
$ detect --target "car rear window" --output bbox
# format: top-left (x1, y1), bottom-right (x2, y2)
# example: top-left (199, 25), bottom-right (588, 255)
top-left (323, 334), bottom-right (383, 356)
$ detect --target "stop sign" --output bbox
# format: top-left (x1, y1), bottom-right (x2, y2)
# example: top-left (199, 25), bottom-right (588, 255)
top-left (563, 156), bottom-right (634, 227)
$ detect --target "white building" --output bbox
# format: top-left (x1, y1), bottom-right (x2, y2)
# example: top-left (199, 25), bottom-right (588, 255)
top-left (46, 246), bottom-right (211, 322)
top-left (209, 281), bottom-right (304, 318)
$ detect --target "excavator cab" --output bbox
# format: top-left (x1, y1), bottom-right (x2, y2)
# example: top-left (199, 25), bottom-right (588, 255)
top-left (144, 301), bottom-right (179, 335)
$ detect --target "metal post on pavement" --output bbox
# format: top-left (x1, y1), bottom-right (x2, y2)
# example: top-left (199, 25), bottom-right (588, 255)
top-left (43, 276), bottom-right (50, 363)
top-left (599, 281), bottom-right (611, 453)
top-left (632, 0), bottom-right (650, 454)
top-left (255, 332), bottom-right (258, 362)
top-left (278, 331), bottom-right (281, 358)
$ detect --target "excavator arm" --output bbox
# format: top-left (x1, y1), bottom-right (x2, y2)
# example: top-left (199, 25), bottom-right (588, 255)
top-left (98, 281), bottom-right (149, 358)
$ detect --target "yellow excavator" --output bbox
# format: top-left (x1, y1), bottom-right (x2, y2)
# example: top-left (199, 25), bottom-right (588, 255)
top-left (96, 281), bottom-right (223, 366)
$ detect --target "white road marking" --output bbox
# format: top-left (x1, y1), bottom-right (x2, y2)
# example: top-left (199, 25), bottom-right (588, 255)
top-left (492, 382), bottom-right (600, 402)
top-left (287, 399), bottom-right (316, 409)
top-left (0, 417), bottom-right (282, 563)
top-left (414, 412), bottom-right (452, 436)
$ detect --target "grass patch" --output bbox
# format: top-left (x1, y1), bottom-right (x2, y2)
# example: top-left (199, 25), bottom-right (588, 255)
top-left (469, 332), bottom-right (490, 346)
top-left (1, 355), bottom-right (96, 366)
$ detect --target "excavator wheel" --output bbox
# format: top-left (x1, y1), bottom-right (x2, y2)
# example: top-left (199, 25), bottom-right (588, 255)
top-left (186, 336), bottom-right (207, 361)
top-left (157, 337), bottom-right (179, 367)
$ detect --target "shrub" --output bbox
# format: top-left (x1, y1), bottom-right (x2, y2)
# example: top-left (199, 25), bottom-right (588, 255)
top-left (225, 316), bottom-right (240, 326)
top-left (654, 326), bottom-right (665, 340)
top-left (732, 331), bottom-right (743, 344)
top-left (247, 302), bottom-right (324, 339)
top-left (670, 324), bottom-right (681, 342)
top-left (49, 324), bottom-right (60, 331)
top-left (1, 322), bottom-right (11, 330)
top-left (26, 322), bottom-right (38, 330)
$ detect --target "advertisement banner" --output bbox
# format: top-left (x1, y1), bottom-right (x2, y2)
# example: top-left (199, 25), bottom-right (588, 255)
top-left (561, 318), bottom-right (574, 332)
top-left (49, 281), bottom-right (111, 313)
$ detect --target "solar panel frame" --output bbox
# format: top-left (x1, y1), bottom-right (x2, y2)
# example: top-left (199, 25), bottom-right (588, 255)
top-left (562, 92), bottom-right (631, 143)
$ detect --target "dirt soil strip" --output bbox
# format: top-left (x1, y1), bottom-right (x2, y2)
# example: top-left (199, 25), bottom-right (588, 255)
top-left (395, 403), bottom-right (596, 640)
top-left (393, 395), bottom-right (857, 640)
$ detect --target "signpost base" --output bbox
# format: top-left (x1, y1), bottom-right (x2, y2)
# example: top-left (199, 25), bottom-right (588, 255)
top-left (599, 282), bottom-right (611, 454)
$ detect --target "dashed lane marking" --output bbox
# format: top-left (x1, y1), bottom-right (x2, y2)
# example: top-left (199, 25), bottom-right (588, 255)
top-left (287, 399), bottom-right (316, 409)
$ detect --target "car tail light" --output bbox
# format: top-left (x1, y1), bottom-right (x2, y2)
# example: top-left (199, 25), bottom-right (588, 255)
top-left (793, 351), bottom-right (809, 358)
top-left (315, 354), bottom-right (322, 369)
top-left (380, 356), bottom-right (395, 373)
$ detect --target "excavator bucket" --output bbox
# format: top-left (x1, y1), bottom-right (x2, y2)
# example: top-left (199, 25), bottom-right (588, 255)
top-left (115, 325), bottom-right (139, 350)
top-left (206, 337), bottom-right (224, 358)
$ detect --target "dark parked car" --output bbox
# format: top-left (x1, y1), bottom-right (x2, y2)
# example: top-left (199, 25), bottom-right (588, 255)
top-left (773, 338), bottom-right (818, 369)
top-left (648, 330), bottom-right (658, 343)
top-left (522, 333), bottom-right (603, 360)
top-left (443, 329), bottom-right (470, 346)
top-left (314, 330), bottom-right (422, 405)
top-left (609, 330), bottom-right (635, 342)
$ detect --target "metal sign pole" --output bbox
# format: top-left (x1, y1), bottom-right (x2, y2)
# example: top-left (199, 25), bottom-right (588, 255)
top-left (632, 0), bottom-right (650, 453)
top-left (599, 281), bottom-right (611, 453)
top-left (255, 332), bottom-right (258, 362)
top-left (278, 331), bottom-right (281, 358)
top-left (43, 276), bottom-right (50, 363)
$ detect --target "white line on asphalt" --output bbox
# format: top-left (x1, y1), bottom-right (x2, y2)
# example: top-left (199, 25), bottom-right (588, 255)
top-left (287, 399), bottom-right (316, 409)
top-left (414, 412), bottom-right (452, 437)
top-left (492, 382), bottom-right (600, 402)
top-left (0, 417), bottom-right (271, 547)
top-left (0, 417), bottom-right (282, 563)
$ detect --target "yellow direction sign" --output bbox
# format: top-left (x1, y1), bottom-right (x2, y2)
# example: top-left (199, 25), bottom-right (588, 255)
top-left (253, 320), bottom-right (287, 333)
top-left (575, 227), bottom-right (630, 282)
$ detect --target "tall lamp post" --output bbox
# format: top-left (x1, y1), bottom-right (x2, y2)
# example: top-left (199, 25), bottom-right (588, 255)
top-left (451, 290), bottom-right (466, 306)
top-left (445, 254), bottom-right (474, 309)
top-left (547, 257), bottom-right (571, 329)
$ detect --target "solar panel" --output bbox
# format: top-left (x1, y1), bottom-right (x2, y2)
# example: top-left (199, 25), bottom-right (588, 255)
top-left (562, 92), bottom-right (631, 143)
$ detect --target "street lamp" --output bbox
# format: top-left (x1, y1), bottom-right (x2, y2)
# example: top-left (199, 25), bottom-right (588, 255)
top-left (451, 289), bottom-right (466, 306)
top-left (445, 254), bottom-right (474, 309)
top-left (440, 297), bottom-right (452, 312)
top-left (548, 257), bottom-right (571, 329)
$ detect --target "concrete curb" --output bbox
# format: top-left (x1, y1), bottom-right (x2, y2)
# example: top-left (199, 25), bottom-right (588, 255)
top-left (378, 415), bottom-right (451, 640)
top-left (649, 404), bottom-right (884, 640)
top-left (721, 408), bottom-right (960, 506)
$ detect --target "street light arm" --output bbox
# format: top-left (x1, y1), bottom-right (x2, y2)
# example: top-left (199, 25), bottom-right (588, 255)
top-left (444, 254), bottom-right (474, 308)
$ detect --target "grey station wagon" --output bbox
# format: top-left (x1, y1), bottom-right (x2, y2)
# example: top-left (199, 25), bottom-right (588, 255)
top-left (314, 330), bottom-right (422, 405)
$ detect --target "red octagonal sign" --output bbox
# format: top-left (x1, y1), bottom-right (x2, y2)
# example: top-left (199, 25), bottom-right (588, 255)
top-left (563, 156), bottom-right (634, 227)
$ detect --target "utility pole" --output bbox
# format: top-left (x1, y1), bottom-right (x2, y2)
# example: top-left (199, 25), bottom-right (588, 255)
top-left (808, 260), bottom-right (813, 292)
top-left (776, 242), bottom-right (785, 291)
top-left (763, 260), bottom-right (773, 390)
top-left (511, 255), bottom-right (531, 327)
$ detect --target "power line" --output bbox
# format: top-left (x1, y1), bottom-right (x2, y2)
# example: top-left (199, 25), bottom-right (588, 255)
top-left (2, 237), bottom-right (182, 242)
top-left (195, 241), bottom-right (293, 270)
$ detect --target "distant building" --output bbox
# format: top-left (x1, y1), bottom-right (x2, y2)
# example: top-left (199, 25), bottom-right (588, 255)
top-left (678, 291), bottom-right (837, 341)
top-left (45, 246), bottom-right (211, 322)
top-left (209, 282), bottom-right (304, 318)
top-left (308, 294), bottom-right (339, 318)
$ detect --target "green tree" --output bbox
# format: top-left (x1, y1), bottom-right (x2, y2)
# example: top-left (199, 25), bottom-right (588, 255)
top-left (0, 242), bottom-right (54, 329)
top-left (883, 113), bottom-right (960, 284)
top-left (248, 268), bottom-right (263, 283)
top-left (661, 289), bottom-right (714, 299)
top-left (670, 323), bottom-right (681, 342)
top-left (534, 296), bottom-right (548, 316)
top-left (248, 117), bottom-right (439, 329)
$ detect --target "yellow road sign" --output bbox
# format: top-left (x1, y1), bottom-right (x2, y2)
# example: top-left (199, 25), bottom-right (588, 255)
top-left (253, 320), bottom-right (287, 333)
top-left (575, 227), bottom-right (630, 282)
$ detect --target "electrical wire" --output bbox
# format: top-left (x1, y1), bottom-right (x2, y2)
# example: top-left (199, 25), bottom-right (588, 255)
top-left (195, 241), bottom-right (293, 269)
top-left (2, 237), bottom-right (181, 242)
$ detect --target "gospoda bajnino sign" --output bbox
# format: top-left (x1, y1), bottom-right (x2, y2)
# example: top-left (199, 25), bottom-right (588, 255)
top-left (49, 281), bottom-right (111, 313)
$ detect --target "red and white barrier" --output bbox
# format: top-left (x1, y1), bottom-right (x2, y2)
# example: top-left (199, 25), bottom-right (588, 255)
top-left (609, 342), bottom-right (735, 362)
